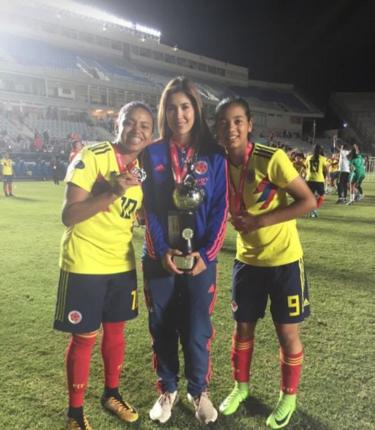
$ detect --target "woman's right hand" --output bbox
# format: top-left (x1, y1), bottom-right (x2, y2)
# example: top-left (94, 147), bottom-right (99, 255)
top-left (110, 171), bottom-right (140, 196)
top-left (162, 249), bottom-right (184, 275)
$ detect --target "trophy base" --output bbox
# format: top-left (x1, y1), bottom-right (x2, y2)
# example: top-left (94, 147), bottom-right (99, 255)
top-left (174, 255), bottom-right (194, 271)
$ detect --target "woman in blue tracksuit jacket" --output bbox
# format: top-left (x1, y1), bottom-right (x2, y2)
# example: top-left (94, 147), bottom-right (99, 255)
top-left (142, 77), bottom-right (228, 425)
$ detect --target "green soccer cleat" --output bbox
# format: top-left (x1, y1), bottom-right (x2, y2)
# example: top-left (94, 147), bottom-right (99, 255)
top-left (219, 382), bottom-right (249, 415)
top-left (266, 392), bottom-right (296, 429)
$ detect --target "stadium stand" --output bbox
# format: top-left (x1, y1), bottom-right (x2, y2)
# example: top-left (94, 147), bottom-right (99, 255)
top-left (1, 0), bottom-right (351, 177)
top-left (330, 92), bottom-right (375, 152)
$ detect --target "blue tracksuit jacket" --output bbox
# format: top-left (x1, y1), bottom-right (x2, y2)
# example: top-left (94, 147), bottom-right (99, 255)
top-left (142, 138), bottom-right (228, 265)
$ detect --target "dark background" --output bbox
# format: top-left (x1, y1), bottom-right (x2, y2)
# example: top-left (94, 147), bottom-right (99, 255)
top-left (90, 0), bottom-right (375, 108)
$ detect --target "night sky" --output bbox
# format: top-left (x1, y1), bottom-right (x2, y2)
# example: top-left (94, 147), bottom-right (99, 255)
top-left (91, 0), bottom-right (375, 108)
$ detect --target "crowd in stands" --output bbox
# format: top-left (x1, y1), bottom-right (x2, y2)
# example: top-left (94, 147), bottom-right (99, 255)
top-left (0, 106), bottom-right (372, 190)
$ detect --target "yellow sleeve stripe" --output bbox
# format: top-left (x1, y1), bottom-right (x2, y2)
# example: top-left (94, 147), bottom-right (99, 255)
top-left (89, 141), bottom-right (112, 155)
top-left (254, 148), bottom-right (274, 159)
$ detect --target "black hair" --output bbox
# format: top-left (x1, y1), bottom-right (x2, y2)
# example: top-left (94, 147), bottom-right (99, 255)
top-left (158, 76), bottom-right (213, 149)
top-left (117, 101), bottom-right (154, 132)
top-left (310, 144), bottom-right (324, 173)
top-left (215, 96), bottom-right (252, 122)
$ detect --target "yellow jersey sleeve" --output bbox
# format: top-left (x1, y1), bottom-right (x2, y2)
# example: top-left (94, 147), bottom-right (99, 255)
top-left (65, 147), bottom-right (99, 192)
top-left (268, 149), bottom-right (299, 188)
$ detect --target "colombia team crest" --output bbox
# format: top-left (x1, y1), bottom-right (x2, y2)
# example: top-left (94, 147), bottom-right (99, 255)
top-left (193, 161), bottom-right (208, 175)
top-left (68, 310), bottom-right (83, 324)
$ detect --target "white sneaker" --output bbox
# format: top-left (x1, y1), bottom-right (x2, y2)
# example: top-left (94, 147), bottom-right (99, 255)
top-left (149, 391), bottom-right (178, 423)
top-left (187, 391), bottom-right (218, 424)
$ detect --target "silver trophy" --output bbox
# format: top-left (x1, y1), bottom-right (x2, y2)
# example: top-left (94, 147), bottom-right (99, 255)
top-left (171, 175), bottom-right (205, 270)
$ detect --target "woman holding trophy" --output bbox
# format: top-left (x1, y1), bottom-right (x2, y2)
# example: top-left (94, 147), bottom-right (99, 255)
top-left (142, 77), bottom-right (228, 425)
top-left (53, 101), bottom-right (153, 430)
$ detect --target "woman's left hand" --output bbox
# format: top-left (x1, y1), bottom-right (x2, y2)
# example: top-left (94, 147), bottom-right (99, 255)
top-left (231, 213), bottom-right (262, 234)
top-left (187, 252), bottom-right (207, 276)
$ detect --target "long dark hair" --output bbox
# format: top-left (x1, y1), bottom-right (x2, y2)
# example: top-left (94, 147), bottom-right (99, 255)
top-left (311, 144), bottom-right (324, 172)
top-left (157, 76), bottom-right (213, 148)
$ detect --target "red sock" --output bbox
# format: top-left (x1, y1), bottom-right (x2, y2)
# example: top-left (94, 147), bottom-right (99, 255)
top-left (66, 333), bottom-right (97, 407)
top-left (231, 334), bottom-right (254, 383)
top-left (280, 348), bottom-right (304, 394)
top-left (102, 322), bottom-right (125, 389)
top-left (316, 195), bottom-right (325, 208)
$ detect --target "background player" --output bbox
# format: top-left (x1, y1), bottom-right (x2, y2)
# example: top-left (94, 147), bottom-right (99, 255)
top-left (53, 101), bottom-right (153, 430)
top-left (334, 141), bottom-right (351, 203)
top-left (305, 144), bottom-right (328, 218)
top-left (1, 151), bottom-right (15, 197)
top-left (215, 97), bottom-right (316, 429)
top-left (69, 139), bottom-right (84, 163)
top-left (347, 144), bottom-right (366, 204)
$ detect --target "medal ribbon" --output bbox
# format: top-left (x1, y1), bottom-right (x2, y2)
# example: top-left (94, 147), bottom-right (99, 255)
top-left (228, 142), bottom-right (254, 215)
top-left (112, 144), bottom-right (137, 174)
top-left (169, 140), bottom-right (195, 184)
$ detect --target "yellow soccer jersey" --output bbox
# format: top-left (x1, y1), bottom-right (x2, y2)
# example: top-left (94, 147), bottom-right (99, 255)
top-left (59, 141), bottom-right (143, 274)
top-left (305, 154), bottom-right (328, 182)
top-left (328, 158), bottom-right (339, 173)
top-left (230, 144), bottom-right (303, 267)
top-left (1, 158), bottom-right (13, 175)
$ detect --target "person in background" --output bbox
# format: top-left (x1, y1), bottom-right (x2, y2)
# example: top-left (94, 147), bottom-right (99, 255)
top-left (50, 156), bottom-right (61, 185)
top-left (142, 77), bottom-right (228, 425)
top-left (292, 152), bottom-right (306, 179)
top-left (1, 151), bottom-right (15, 197)
top-left (53, 102), bottom-right (153, 430)
top-left (305, 144), bottom-right (328, 218)
top-left (334, 141), bottom-right (351, 203)
top-left (215, 97), bottom-right (316, 430)
top-left (69, 140), bottom-right (84, 163)
top-left (327, 152), bottom-right (339, 193)
top-left (347, 144), bottom-right (366, 204)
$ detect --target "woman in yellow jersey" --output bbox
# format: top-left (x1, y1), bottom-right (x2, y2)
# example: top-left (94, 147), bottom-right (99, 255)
top-left (0, 151), bottom-right (15, 197)
top-left (215, 97), bottom-right (316, 430)
top-left (53, 102), bottom-right (153, 430)
top-left (305, 144), bottom-right (329, 218)
top-left (327, 152), bottom-right (339, 193)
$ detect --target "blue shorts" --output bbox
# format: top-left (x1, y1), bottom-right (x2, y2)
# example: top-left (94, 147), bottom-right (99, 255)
top-left (231, 259), bottom-right (310, 324)
top-left (53, 270), bottom-right (138, 333)
top-left (307, 181), bottom-right (325, 196)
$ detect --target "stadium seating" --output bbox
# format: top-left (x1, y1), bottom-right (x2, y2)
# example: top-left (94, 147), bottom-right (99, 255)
top-left (0, 35), bottom-right (154, 86)
top-left (231, 86), bottom-right (310, 113)
top-left (330, 92), bottom-right (375, 151)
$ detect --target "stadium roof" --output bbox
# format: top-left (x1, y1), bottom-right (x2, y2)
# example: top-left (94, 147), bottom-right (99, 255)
top-left (20, 0), bottom-right (161, 39)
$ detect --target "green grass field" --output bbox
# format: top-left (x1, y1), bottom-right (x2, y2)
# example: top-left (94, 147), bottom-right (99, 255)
top-left (0, 180), bottom-right (374, 430)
